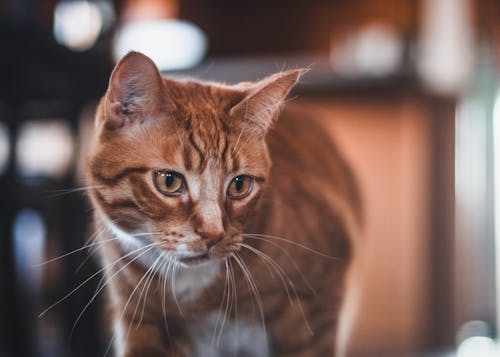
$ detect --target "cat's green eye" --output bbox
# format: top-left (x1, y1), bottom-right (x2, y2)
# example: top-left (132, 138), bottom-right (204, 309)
top-left (227, 175), bottom-right (253, 200)
top-left (153, 170), bottom-right (185, 195)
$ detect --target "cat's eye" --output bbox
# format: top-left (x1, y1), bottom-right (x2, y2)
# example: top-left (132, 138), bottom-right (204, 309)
top-left (153, 170), bottom-right (185, 195)
top-left (227, 175), bottom-right (253, 200)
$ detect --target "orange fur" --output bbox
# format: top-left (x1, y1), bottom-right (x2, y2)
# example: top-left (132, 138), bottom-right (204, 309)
top-left (86, 52), bottom-right (361, 356)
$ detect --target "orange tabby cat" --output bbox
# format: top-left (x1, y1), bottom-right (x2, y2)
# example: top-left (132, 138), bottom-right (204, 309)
top-left (86, 52), bottom-right (361, 357)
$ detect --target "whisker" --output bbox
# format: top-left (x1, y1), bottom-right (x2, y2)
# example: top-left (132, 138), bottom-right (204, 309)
top-left (160, 253), bottom-right (173, 344)
top-left (76, 219), bottom-right (126, 273)
top-left (240, 243), bottom-right (294, 305)
top-left (240, 243), bottom-right (313, 336)
top-left (36, 237), bottom-right (117, 267)
top-left (171, 261), bottom-right (183, 316)
top-left (105, 254), bottom-right (163, 356)
top-left (243, 233), bottom-right (341, 260)
top-left (213, 259), bottom-right (230, 346)
top-left (228, 258), bottom-right (238, 351)
top-left (45, 185), bottom-right (105, 198)
top-left (137, 255), bottom-right (164, 327)
top-left (232, 252), bottom-right (267, 351)
top-left (67, 272), bottom-right (107, 349)
top-left (66, 243), bottom-right (161, 339)
top-left (242, 235), bottom-right (316, 295)
top-left (38, 242), bottom-right (160, 318)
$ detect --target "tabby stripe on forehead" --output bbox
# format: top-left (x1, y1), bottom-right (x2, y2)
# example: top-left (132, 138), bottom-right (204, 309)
top-left (220, 136), bottom-right (229, 163)
top-left (188, 132), bottom-right (206, 170)
top-left (182, 145), bottom-right (193, 171)
top-left (91, 166), bottom-right (150, 185)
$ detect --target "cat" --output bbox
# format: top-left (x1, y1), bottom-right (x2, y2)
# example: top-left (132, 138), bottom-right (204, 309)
top-left (86, 51), bottom-right (361, 357)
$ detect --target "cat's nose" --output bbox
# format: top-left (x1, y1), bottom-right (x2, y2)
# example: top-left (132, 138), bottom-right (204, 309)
top-left (196, 228), bottom-right (224, 248)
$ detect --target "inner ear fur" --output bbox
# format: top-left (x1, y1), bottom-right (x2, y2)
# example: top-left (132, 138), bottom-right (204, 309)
top-left (230, 69), bottom-right (304, 134)
top-left (104, 51), bottom-right (166, 130)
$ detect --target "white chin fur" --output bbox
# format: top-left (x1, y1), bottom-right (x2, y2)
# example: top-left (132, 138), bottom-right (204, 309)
top-left (101, 214), bottom-right (221, 301)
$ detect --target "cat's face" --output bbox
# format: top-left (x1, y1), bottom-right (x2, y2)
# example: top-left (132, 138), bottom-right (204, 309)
top-left (87, 52), bottom-right (301, 266)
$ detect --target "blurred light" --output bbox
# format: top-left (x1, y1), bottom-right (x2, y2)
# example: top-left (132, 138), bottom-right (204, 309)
top-left (330, 24), bottom-right (403, 77)
top-left (0, 122), bottom-right (9, 174)
top-left (16, 120), bottom-right (74, 179)
top-left (457, 320), bottom-right (492, 344)
top-left (418, 0), bottom-right (474, 95)
top-left (54, 0), bottom-right (103, 51)
top-left (95, 0), bottom-right (116, 32)
top-left (455, 99), bottom-right (486, 206)
top-left (13, 209), bottom-right (46, 294)
top-left (493, 91), bottom-right (500, 334)
top-left (457, 336), bottom-right (498, 357)
top-left (113, 20), bottom-right (207, 71)
top-left (121, 0), bottom-right (178, 22)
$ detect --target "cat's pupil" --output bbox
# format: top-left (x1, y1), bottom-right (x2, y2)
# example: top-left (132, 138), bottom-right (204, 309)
top-left (235, 177), bottom-right (244, 191)
top-left (165, 173), bottom-right (175, 187)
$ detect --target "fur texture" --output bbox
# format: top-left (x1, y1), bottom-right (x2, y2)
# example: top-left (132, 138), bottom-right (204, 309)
top-left (86, 52), bottom-right (361, 356)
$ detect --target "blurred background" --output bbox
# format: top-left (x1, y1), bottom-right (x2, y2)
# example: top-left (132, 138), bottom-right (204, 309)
top-left (0, 0), bottom-right (499, 356)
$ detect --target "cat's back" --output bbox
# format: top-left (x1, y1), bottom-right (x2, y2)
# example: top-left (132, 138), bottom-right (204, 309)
top-left (256, 101), bottom-right (361, 258)
top-left (268, 101), bottom-right (360, 216)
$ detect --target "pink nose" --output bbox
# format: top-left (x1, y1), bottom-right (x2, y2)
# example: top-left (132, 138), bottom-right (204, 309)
top-left (196, 229), bottom-right (224, 248)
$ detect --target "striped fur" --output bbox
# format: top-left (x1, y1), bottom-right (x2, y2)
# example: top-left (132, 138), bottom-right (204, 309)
top-left (86, 52), bottom-right (361, 357)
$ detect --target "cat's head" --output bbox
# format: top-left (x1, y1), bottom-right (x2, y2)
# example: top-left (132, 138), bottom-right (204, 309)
top-left (87, 52), bottom-right (301, 266)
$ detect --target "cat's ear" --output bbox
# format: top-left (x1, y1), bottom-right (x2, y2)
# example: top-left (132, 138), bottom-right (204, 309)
top-left (104, 51), bottom-right (165, 130)
top-left (230, 69), bottom-right (304, 134)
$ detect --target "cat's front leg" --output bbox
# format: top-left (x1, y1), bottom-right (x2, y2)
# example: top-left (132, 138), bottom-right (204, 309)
top-left (114, 319), bottom-right (191, 357)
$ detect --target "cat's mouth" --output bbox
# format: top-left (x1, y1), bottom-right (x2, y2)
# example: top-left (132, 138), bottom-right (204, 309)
top-left (177, 252), bottom-right (211, 265)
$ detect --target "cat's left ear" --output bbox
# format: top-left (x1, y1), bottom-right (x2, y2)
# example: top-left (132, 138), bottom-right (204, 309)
top-left (103, 51), bottom-right (167, 130)
top-left (230, 69), bottom-right (304, 134)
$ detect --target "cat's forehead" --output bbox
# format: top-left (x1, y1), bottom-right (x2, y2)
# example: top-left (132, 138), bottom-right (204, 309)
top-left (165, 79), bottom-right (241, 116)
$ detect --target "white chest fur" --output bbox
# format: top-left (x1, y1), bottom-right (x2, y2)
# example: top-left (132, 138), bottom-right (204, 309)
top-left (187, 312), bottom-right (270, 357)
top-left (172, 261), bottom-right (221, 301)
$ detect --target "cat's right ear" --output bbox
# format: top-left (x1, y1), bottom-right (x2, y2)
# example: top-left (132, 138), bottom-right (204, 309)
top-left (230, 69), bottom-right (303, 135)
top-left (103, 52), bottom-right (166, 130)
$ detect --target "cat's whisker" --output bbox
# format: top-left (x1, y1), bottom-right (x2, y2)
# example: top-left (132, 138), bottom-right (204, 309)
top-left (35, 237), bottom-right (117, 267)
top-left (243, 233), bottom-right (342, 261)
top-left (240, 243), bottom-right (294, 305)
top-left (39, 242), bottom-right (160, 318)
top-left (67, 271), bottom-right (108, 349)
top-left (212, 259), bottom-right (230, 346)
top-left (232, 252), bottom-right (267, 349)
top-left (223, 259), bottom-right (238, 346)
top-left (82, 224), bottom-right (109, 249)
top-left (137, 254), bottom-right (165, 327)
top-left (104, 254), bottom-right (163, 357)
top-left (67, 243), bottom-right (162, 340)
top-left (160, 253), bottom-right (173, 344)
top-left (129, 231), bottom-right (164, 238)
top-left (75, 225), bottom-right (116, 273)
top-left (171, 261), bottom-right (184, 316)
top-left (38, 224), bottom-right (109, 268)
top-left (217, 258), bottom-right (237, 346)
top-left (242, 234), bottom-right (316, 295)
top-left (228, 258), bottom-right (239, 350)
top-left (240, 243), bottom-right (313, 336)
top-left (133, 255), bottom-right (163, 329)
top-left (45, 185), bottom-right (105, 198)
top-left (220, 260), bottom-right (235, 346)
